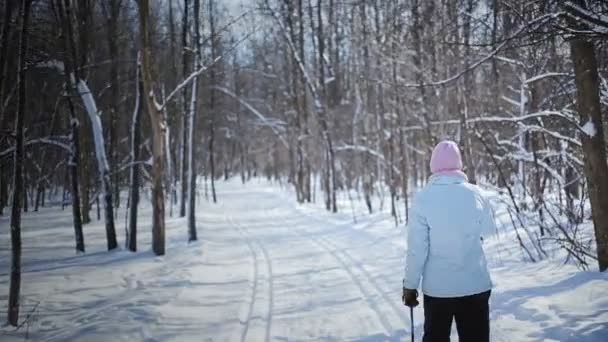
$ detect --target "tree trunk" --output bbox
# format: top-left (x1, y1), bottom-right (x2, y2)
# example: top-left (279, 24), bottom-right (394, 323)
top-left (208, 0), bottom-right (217, 204)
top-left (0, 0), bottom-right (14, 128)
top-left (80, 162), bottom-right (91, 224)
top-left (188, 0), bottom-right (202, 241)
top-left (64, 0), bottom-right (117, 250)
top-left (161, 88), bottom-right (174, 218)
top-left (285, 1), bottom-right (304, 202)
top-left (76, 79), bottom-right (118, 250)
top-left (8, 0), bottom-right (32, 326)
top-left (22, 173), bottom-right (28, 212)
top-left (68, 108), bottom-right (85, 251)
top-left (105, 0), bottom-right (121, 210)
top-left (127, 58), bottom-right (143, 252)
top-left (460, 0), bottom-right (477, 184)
top-left (138, 0), bottom-right (166, 256)
top-left (411, 0), bottom-right (434, 147)
top-left (179, 0), bottom-right (190, 218)
top-left (569, 25), bottom-right (608, 271)
top-left (233, 62), bottom-right (246, 184)
top-left (34, 184), bottom-right (42, 212)
top-left (0, 167), bottom-right (6, 216)
top-left (56, 0), bottom-right (85, 253)
top-left (209, 123), bottom-right (217, 203)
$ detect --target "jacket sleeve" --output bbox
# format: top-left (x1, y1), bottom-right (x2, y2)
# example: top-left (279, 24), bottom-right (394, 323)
top-left (480, 196), bottom-right (498, 238)
top-left (403, 196), bottom-right (429, 290)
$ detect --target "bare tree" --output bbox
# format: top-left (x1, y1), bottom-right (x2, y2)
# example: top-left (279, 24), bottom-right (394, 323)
top-left (127, 57), bottom-right (143, 252)
top-left (102, 0), bottom-right (123, 211)
top-left (7, 0), bottom-right (32, 327)
top-left (138, 0), bottom-right (166, 256)
top-left (567, 0), bottom-right (608, 271)
top-left (55, 0), bottom-right (85, 253)
top-left (187, 0), bottom-right (202, 241)
top-left (180, 0), bottom-right (190, 218)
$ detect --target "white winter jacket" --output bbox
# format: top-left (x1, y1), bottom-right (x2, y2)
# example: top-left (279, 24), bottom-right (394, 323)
top-left (403, 174), bottom-right (495, 298)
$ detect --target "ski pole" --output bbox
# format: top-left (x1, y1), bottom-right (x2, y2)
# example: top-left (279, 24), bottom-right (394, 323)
top-left (410, 306), bottom-right (414, 342)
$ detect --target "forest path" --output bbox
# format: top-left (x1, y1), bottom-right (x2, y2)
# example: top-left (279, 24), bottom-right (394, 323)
top-left (2, 180), bottom-right (607, 341)
top-left (218, 181), bottom-right (411, 341)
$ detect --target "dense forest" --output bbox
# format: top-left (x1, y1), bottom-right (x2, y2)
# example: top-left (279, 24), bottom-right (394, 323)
top-left (1, 0), bottom-right (608, 327)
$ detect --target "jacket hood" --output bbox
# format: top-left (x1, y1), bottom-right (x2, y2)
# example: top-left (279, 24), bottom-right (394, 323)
top-left (429, 172), bottom-right (468, 185)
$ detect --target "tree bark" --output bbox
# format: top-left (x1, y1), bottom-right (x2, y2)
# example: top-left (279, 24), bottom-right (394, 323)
top-left (285, 0), bottom-right (305, 203)
top-left (104, 0), bottom-right (122, 210)
top-left (56, 0), bottom-right (85, 253)
top-left (127, 59), bottom-right (143, 252)
top-left (569, 24), bottom-right (608, 271)
top-left (8, 0), bottom-right (32, 327)
top-left (188, 0), bottom-right (202, 241)
top-left (460, 0), bottom-right (477, 184)
top-left (138, 0), bottom-right (166, 256)
top-left (64, 0), bottom-right (117, 250)
top-left (179, 0), bottom-right (190, 218)
top-left (208, 0), bottom-right (218, 204)
top-left (411, 0), bottom-right (435, 147)
top-left (0, 0), bottom-right (14, 129)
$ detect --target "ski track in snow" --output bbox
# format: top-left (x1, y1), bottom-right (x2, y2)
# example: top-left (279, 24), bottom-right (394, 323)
top-left (219, 188), bottom-right (410, 341)
top-left (225, 210), bottom-right (274, 342)
top-left (1, 180), bottom-right (608, 341)
top-left (268, 203), bottom-right (407, 338)
top-left (291, 207), bottom-right (410, 324)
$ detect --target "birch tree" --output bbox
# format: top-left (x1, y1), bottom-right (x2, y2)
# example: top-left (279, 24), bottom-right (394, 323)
top-left (187, 0), bottom-right (202, 241)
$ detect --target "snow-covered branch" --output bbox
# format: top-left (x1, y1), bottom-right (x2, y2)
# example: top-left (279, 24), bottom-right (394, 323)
top-left (398, 12), bottom-right (563, 88)
top-left (0, 137), bottom-right (71, 158)
top-left (112, 159), bottom-right (153, 176)
top-left (35, 59), bottom-right (65, 73)
top-left (564, 1), bottom-right (608, 34)
top-left (211, 85), bottom-right (289, 148)
top-left (401, 110), bottom-right (580, 132)
top-left (160, 24), bottom-right (259, 111)
top-left (525, 72), bottom-right (571, 84)
top-left (160, 55), bottom-right (222, 111)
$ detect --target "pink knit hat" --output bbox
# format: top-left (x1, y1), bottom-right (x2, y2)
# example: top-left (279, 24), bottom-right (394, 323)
top-left (430, 140), bottom-right (463, 174)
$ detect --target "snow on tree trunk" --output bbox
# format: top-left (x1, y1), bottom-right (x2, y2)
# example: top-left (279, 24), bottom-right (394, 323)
top-left (76, 79), bottom-right (118, 250)
top-left (179, 0), bottom-right (190, 219)
top-left (161, 87), bottom-right (174, 218)
top-left (518, 71), bottom-right (527, 203)
top-left (568, 16), bottom-right (608, 271)
top-left (186, 0), bottom-right (202, 241)
top-left (56, 0), bottom-right (85, 252)
top-left (138, 0), bottom-right (166, 256)
top-left (208, 0), bottom-right (217, 205)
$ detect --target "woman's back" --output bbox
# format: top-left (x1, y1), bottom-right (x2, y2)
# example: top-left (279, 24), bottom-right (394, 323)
top-left (413, 174), bottom-right (494, 297)
top-left (402, 140), bottom-right (495, 342)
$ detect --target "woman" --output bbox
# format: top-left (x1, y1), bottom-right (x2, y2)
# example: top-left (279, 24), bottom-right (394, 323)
top-left (402, 140), bottom-right (496, 342)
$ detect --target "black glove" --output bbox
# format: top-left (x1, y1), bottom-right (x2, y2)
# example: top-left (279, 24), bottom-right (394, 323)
top-left (402, 288), bottom-right (419, 308)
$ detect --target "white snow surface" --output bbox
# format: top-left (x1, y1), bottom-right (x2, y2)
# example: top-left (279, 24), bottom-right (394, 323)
top-left (1, 180), bottom-right (607, 341)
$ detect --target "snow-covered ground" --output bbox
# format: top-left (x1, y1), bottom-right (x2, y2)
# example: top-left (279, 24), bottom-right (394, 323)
top-left (1, 179), bottom-right (607, 341)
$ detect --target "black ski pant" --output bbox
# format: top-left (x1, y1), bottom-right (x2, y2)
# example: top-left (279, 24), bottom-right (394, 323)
top-left (422, 290), bottom-right (491, 342)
